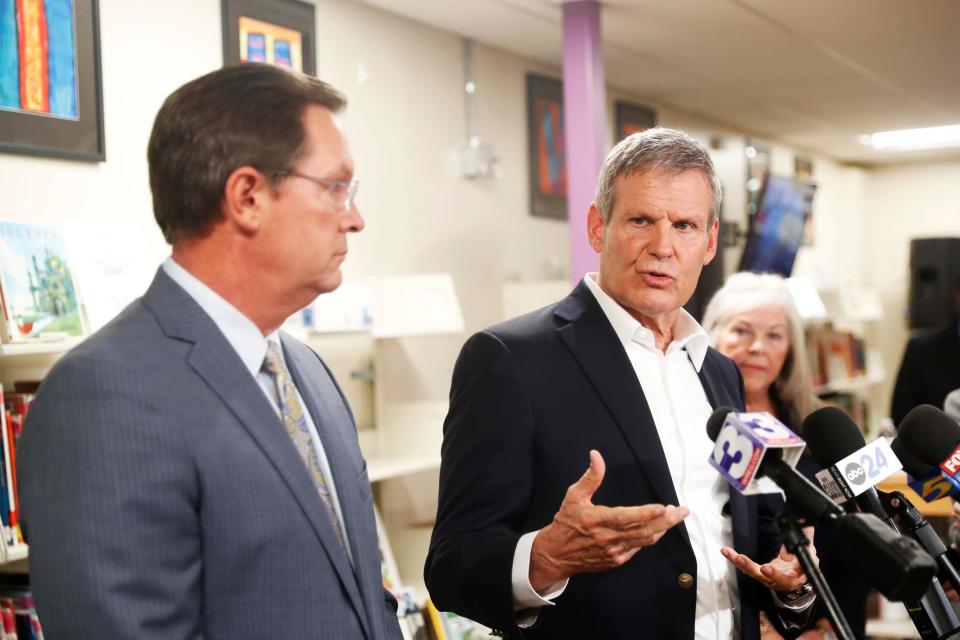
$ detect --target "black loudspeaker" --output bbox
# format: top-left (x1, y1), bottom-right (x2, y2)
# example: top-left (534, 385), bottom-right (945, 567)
top-left (908, 237), bottom-right (960, 329)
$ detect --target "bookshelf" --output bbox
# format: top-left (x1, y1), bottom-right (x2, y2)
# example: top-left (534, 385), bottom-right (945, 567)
top-left (302, 273), bottom-right (465, 607)
top-left (793, 282), bottom-right (886, 434)
top-left (0, 340), bottom-right (75, 570)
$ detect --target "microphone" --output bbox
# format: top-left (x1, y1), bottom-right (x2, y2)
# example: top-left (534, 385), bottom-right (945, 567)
top-left (804, 406), bottom-right (960, 639)
top-left (706, 407), bottom-right (808, 499)
top-left (890, 438), bottom-right (960, 502)
top-left (898, 404), bottom-right (960, 488)
top-left (706, 407), bottom-right (936, 602)
top-left (803, 406), bottom-right (900, 528)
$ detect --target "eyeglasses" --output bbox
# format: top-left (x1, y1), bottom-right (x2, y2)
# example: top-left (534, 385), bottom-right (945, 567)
top-left (274, 170), bottom-right (359, 211)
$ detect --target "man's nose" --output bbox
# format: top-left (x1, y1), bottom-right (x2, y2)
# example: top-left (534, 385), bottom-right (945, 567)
top-left (343, 203), bottom-right (365, 233)
top-left (647, 222), bottom-right (673, 257)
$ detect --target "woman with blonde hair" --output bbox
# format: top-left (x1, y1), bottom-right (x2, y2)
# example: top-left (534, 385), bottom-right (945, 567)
top-left (702, 272), bottom-right (869, 640)
top-left (701, 271), bottom-right (819, 432)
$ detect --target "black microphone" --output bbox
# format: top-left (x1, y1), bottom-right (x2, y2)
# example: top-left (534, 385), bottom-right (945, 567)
top-left (707, 407), bottom-right (936, 603)
top-left (804, 406), bottom-right (960, 639)
top-left (803, 406), bottom-right (896, 528)
top-left (891, 437), bottom-right (939, 478)
top-left (898, 404), bottom-right (960, 469)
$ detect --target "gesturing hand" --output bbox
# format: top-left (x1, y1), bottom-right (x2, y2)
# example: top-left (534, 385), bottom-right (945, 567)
top-left (721, 526), bottom-right (816, 593)
top-left (529, 450), bottom-right (689, 592)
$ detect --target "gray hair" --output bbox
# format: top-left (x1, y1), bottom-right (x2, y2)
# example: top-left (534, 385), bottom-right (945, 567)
top-left (594, 127), bottom-right (722, 225)
top-left (701, 271), bottom-right (821, 431)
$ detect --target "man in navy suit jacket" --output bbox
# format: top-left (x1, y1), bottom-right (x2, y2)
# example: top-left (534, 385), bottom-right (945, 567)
top-left (425, 128), bottom-right (815, 639)
top-left (19, 65), bottom-right (402, 640)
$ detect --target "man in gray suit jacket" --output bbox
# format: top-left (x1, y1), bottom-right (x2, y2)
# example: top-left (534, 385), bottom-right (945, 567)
top-left (18, 64), bottom-right (403, 640)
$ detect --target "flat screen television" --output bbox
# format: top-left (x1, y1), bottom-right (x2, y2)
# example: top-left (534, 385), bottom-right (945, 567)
top-left (738, 175), bottom-right (816, 276)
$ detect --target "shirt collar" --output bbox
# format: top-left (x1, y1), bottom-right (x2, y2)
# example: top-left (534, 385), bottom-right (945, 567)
top-left (582, 273), bottom-right (709, 371)
top-left (162, 256), bottom-right (283, 377)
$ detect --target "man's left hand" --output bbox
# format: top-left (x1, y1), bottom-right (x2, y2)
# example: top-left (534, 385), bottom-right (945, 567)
top-left (721, 526), bottom-right (817, 592)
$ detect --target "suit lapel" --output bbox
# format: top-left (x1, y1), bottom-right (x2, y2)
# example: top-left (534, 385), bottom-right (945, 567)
top-left (554, 282), bottom-right (682, 515)
top-left (141, 270), bottom-right (371, 638)
top-left (284, 340), bottom-right (383, 640)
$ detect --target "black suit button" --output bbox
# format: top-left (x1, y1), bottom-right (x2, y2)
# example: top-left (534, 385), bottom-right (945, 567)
top-left (677, 572), bottom-right (695, 589)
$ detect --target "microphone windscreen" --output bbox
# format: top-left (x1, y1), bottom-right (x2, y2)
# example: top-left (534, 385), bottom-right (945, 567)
top-left (898, 404), bottom-right (960, 467)
top-left (706, 406), bottom-right (737, 442)
top-left (802, 406), bottom-right (866, 467)
top-left (890, 437), bottom-right (935, 477)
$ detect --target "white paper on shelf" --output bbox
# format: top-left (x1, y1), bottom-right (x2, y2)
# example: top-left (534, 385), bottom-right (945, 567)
top-left (63, 222), bottom-right (158, 332)
top-left (785, 276), bottom-right (827, 320)
top-left (371, 274), bottom-right (464, 338)
top-left (301, 282), bottom-right (374, 334)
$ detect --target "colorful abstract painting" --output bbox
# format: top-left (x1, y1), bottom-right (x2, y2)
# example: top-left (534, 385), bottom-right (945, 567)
top-left (0, 0), bottom-right (78, 120)
top-left (526, 74), bottom-right (567, 220)
top-left (238, 15), bottom-right (303, 71)
top-left (614, 101), bottom-right (656, 143)
top-left (534, 97), bottom-right (566, 197)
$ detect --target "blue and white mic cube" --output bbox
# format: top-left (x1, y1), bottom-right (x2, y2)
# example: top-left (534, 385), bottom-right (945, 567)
top-left (709, 412), bottom-right (806, 495)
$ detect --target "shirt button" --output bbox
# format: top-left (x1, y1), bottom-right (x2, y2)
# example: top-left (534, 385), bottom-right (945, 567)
top-left (676, 572), bottom-right (695, 589)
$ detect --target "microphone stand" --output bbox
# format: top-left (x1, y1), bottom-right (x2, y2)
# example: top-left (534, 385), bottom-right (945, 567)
top-left (880, 491), bottom-right (960, 589)
top-left (777, 510), bottom-right (856, 640)
top-left (879, 490), bottom-right (960, 639)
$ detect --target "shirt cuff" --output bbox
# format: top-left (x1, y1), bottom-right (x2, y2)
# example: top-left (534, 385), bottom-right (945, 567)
top-left (511, 530), bottom-right (569, 627)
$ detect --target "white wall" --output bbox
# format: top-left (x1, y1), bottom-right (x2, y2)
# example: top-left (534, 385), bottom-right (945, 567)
top-left (864, 160), bottom-right (960, 417)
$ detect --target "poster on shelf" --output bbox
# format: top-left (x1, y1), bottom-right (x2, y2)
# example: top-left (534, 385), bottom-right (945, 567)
top-left (0, 222), bottom-right (84, 342)
top-left (62, 222), bottom-right (157, 333)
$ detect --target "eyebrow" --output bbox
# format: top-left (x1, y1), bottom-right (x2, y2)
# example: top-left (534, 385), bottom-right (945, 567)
top-left (733, 320), bottom-right (788, 331)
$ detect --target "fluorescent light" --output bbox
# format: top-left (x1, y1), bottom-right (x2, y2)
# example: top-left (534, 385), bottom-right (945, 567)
top-left (863, 124), bottom-right (960, 151)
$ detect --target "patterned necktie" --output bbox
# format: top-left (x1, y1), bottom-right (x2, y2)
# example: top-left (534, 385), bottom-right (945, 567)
top-left (262, 342), bottom-right (345, 547)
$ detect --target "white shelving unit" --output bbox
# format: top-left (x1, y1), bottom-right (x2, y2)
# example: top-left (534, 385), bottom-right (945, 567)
top-left (0, 337), bottom-right (85, 358)
top-left (865, 617), bottom-right (920, 639)
top-left (0, 540), bottom-right (27, 565)
top-left (0, 336), bottom-right (84, 569)
top-left (367, 454), bottom-right (441, 483)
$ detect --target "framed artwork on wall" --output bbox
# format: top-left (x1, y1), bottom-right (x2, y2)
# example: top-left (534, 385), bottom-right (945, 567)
top-left (0, 0), bottom-right (105, 161)
top-left (526, 73), bottom-right (567, 220)
top-left (221, 0), bottom-right (316, 75)
top-left (614, 101), bottom-right (656, 143)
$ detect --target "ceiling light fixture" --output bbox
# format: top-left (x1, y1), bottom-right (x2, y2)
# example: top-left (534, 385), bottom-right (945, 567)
top-left (862, 124), bottom-right (960, 151)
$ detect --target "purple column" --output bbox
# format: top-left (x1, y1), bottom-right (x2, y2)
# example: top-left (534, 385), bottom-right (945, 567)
top-left (562, 0), bottom-right (607, 282)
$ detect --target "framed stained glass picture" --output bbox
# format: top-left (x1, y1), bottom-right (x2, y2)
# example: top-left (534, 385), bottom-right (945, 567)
top-left (221, 0), bottom-right (315, 75)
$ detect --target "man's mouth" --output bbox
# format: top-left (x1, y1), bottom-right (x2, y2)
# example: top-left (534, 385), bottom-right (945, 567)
top-left (640, 269), bottom-right (675, 285)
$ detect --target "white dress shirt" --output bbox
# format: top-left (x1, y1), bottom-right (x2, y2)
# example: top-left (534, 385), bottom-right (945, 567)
top-left (162, 257), bottom-right (353, 561)
top-left (511, 273), bottom-right (739, 637)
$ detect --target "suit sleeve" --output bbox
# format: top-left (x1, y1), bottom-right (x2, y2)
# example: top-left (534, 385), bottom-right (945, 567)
top-left (891, 338), bottom-right (924, 426)
top-left (18, 354), bottom-right (203, 640)
top-left (424, 331), bottom-right (536, 634)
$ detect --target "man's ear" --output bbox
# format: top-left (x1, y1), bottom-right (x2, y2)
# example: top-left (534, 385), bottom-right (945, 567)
top-left (703, 218), bottom-right (720, 265)
top-left (223, 166), bottom-right (272, 234)
top-left (587, 203), bottom-right (606, 253)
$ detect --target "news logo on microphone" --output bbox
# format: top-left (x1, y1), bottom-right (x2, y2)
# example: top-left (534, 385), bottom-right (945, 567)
top-left (814, 437), bottom-right (902, 504)
top-left (709, 411), bottom-right (805, 495)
